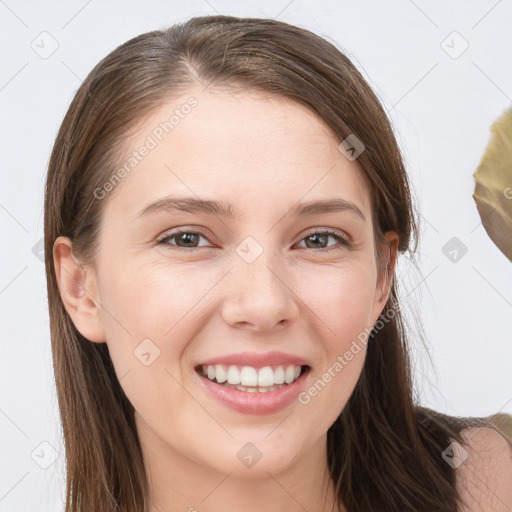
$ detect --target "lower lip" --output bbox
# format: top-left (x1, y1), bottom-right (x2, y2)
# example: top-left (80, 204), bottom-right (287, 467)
top-left (195, 367), bottom-right (310, 415)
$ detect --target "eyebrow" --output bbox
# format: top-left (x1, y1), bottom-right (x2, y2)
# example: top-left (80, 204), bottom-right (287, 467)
top-left (136, 195), bottom-right (366, 221)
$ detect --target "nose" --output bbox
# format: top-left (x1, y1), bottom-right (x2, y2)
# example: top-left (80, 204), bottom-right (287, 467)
top-left (221, 247), bottom-right (299, 332)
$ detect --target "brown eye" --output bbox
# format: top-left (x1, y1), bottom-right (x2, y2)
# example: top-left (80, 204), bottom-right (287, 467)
top-left (158, 231), bottom-right (210, 249)
top-left (297, 230), bottom-right (352, 252)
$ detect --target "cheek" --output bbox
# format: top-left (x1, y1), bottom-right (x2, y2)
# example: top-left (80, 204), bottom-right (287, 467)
top-left (295, 258), bottom-right (377, 344)
top-left (92, 260), bottom-right (177, 381)
top-left (96, 265), bottom-right (200, 428)
top-left (98, 257), bottom-right (209, 346)
top-left (292, 262), bottom-right (375, 419)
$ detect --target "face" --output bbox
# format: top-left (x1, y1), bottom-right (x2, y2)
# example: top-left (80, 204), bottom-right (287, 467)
top-left (56, 87), bottom-right (397, 480)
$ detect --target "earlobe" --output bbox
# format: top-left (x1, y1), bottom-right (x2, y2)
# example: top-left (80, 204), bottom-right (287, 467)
top-left (53, 236), bottom-right (106, 343)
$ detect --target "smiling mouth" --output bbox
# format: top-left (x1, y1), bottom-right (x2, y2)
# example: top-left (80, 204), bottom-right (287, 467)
top-left (194, 364), bottom-right (310, 393)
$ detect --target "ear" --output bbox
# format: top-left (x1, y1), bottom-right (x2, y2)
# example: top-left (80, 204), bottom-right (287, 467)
top-left (53, 236), bottom-right (106, 343)
top-left (371, 231), bottom-right (399, 324)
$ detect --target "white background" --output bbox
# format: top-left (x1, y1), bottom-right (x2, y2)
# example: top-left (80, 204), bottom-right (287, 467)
top-left (1, 0), bottom-right (511, 510)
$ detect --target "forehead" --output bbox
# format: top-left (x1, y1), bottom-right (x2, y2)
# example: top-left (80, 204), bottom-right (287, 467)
top-left (104, 87), bottom-right (371, 223)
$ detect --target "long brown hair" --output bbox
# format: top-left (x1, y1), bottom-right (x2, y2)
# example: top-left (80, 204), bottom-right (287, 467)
top-left (44, 14), bottom-right (492, 511)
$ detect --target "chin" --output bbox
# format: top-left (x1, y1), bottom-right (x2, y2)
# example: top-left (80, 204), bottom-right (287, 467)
top-left (201, 433), bottom-right (309, 478)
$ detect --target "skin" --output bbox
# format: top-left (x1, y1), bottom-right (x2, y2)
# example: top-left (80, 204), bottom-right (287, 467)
top-left (54, 86), bottom-right (400, 512)
top-left (457, 427), bottom-right (512, 511)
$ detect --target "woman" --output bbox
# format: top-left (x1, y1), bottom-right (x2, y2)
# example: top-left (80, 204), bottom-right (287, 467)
top-left (44, 14), bottom-right (512, 512)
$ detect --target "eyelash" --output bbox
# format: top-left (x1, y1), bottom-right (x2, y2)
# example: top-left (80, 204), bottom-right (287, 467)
top-left (156, 228), bottom-right (352, 253)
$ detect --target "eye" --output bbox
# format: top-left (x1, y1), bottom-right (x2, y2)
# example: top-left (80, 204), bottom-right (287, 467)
top-left (157, 230), bottom-right (212, 250)
top-left (296, 229), bottom-right (352, 252)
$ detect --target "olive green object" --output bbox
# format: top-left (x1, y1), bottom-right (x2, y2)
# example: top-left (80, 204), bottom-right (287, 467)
top-left (473, 107), bottom-right (512, 261)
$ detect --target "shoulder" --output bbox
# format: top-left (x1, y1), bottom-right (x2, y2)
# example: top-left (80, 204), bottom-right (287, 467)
top-left (456, 425), bottom-right (512, 511)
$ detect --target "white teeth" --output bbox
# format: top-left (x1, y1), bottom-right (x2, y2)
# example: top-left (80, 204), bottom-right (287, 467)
top-left (257, 366), bottom-right (274, 387)
top-left (200, 363), bottom-right (304, 390)
top-left (227, 365), bottom-right (241, 385)
top-left (284, 365), bottom-right (296, 384)
top-left (215, 364), bottom-right (227, 383)
top-left (274, 366), bottom-right (285, 384)
top-left (240, 366), bottom-right (258, 386)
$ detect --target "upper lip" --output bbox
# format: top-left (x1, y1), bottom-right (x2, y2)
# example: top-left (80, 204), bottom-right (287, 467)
top-left (196, 351), bottom-right (310, 368)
